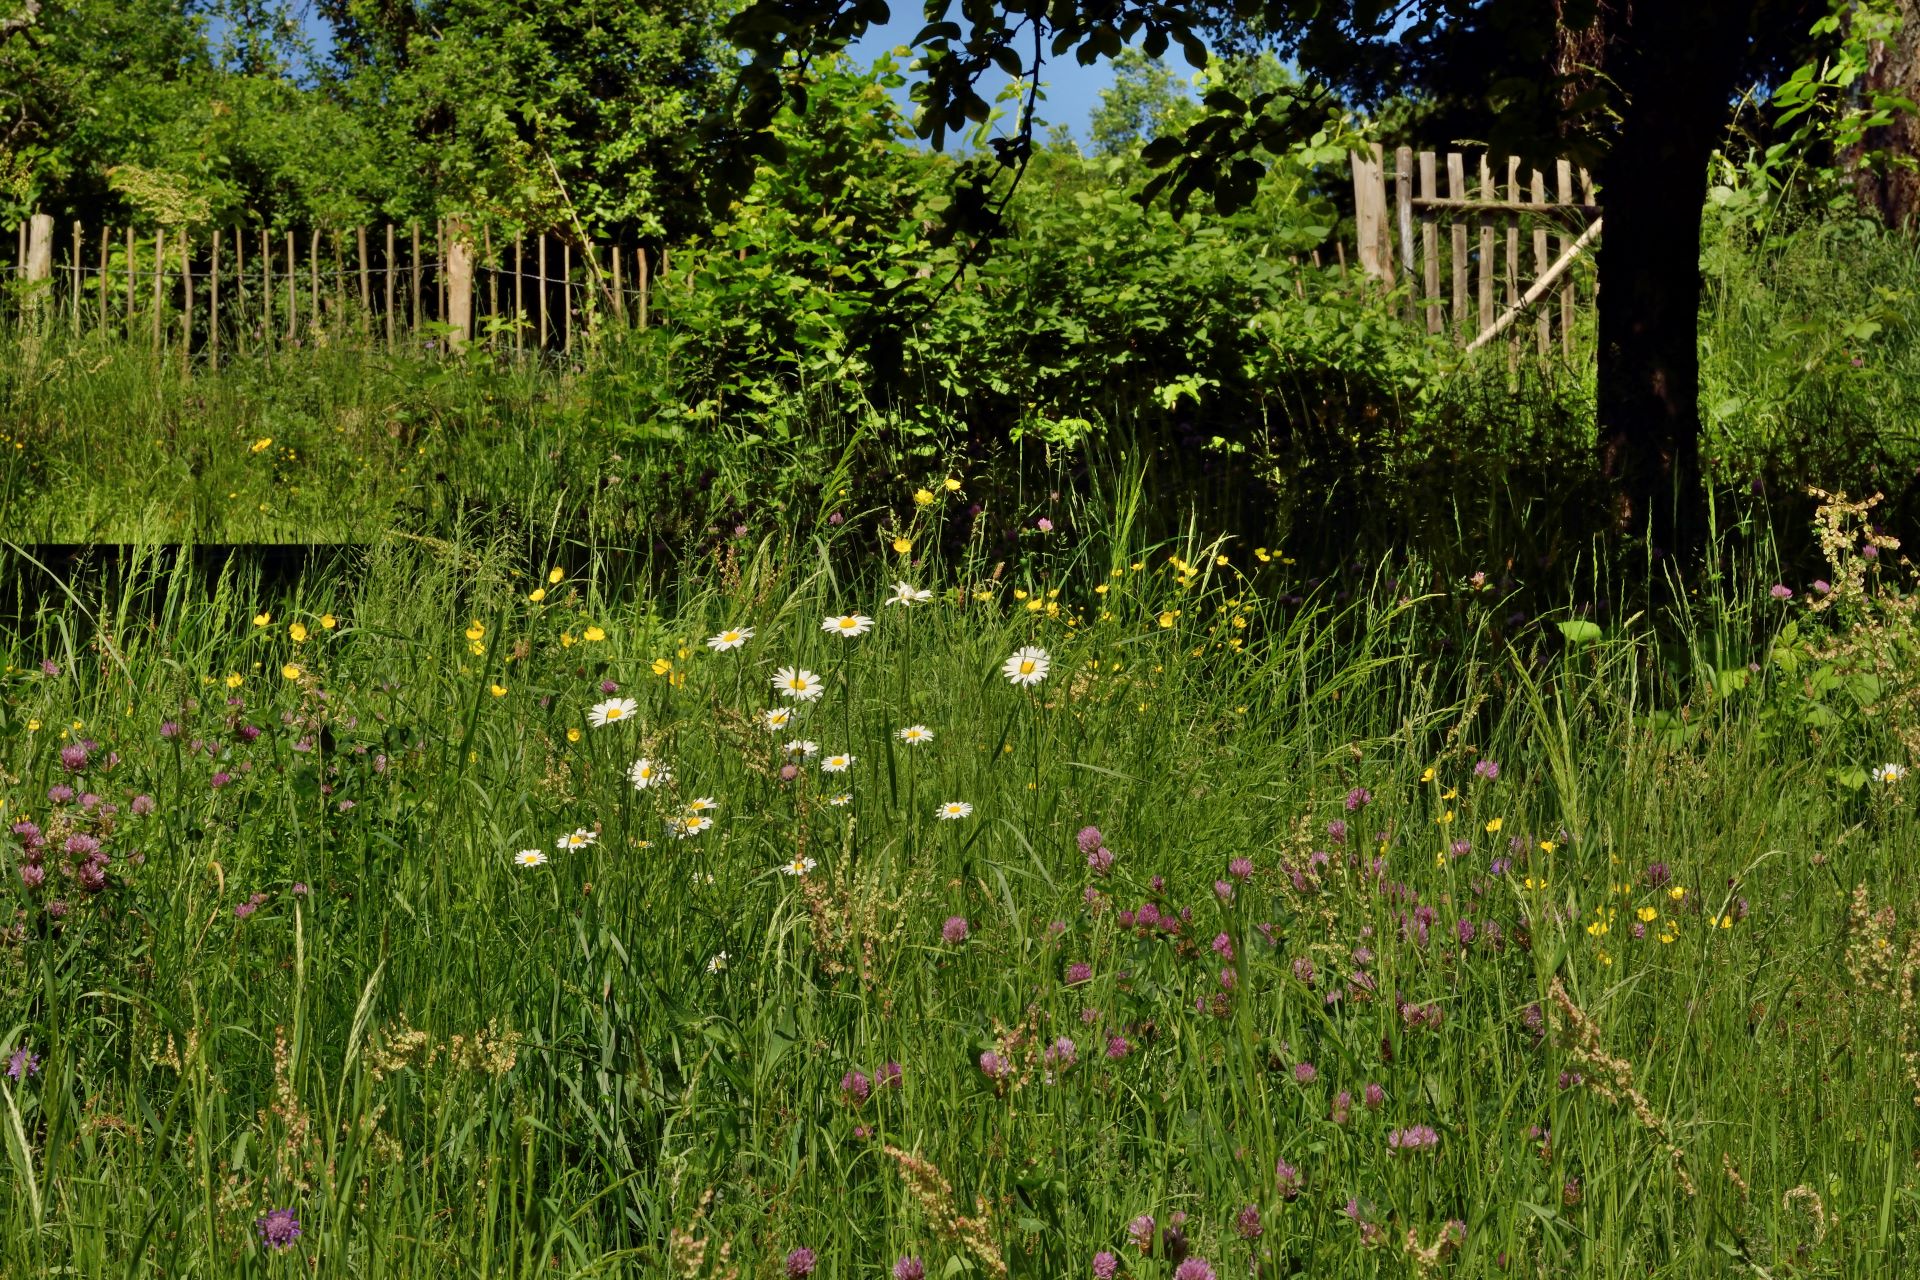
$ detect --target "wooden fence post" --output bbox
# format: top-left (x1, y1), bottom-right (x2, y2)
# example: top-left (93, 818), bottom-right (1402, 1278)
top-left (1394, 146), bottom-right (1415, 319)
top-left (563, 240), bottom-right (572, 354)
top-left (484, 225), bottom-right (497, 351)
top-left (234, 227), bottom-right (247, 357)
top-left (638, 246), bottom-right (649, 330)
top-left (125, 228), bottom-right (136, 336)
top-left (358, 225), bottom-right (371, 338)
top-left (1418, 151), bottom-right (1440, 334)
top-left (181, 230), bottom-right (193, 369)
top-left (210, 228), bottom-right (221, 369)
top-left (152, 229), bottom-right (165, 354)
top-left (70, 220), bottom-right (82, 328)
top-left (514, 234), bottom-right (524, 358)
top-left (1556, 159), bottom-right (1576, 355)
top-left (538, 233), bottom-right (549, 351)
top-left (611, 245), bottom-right (624, 326)
top-left (1446, 153), bottom-right (1468, 337)
top-left (307, 229), bottom-right (320, 336)
top-left (286, 232), bottom-right (298, 341)
top-left (385, 224), bottom-right (396, 348)
top-left (1530, 169), bottom-right (1550, 356)
top-left (446, 215), bottom-right (474, 351)
top-left (97, 225), bottom-right (109, 334)
top-left (1504, 156), bottom-right (1521, 372)
top-left (410, 221), bottom-right (421, 335)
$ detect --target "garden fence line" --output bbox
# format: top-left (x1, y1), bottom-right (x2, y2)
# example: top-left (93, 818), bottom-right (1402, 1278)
top-left (2, 147), bottom-right (1602, 366)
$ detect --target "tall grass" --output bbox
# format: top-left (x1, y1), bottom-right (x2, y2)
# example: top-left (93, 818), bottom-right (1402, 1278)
top-left (1, 497), bottom-right (1915, 1276)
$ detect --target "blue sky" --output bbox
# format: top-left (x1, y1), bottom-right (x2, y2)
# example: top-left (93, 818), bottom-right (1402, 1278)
top-left (844, 9), bottom-right (1151, 145)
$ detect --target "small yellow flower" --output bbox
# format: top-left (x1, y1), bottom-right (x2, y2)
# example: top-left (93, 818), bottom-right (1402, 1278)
top-left (566, 727), bottom-right (582, 743)
top-left (288, 622), bottom-right (308, 643)
top-left (913, 488), bottom-right (934, 505)
top-left (583, 626), bottom-right (606, 643)
top-left (1539, 840), bottom-right (1557, 854)
top-left (1436, 809), bottom-right (1454, 825)
top-left (252, 612), bottom-right (272, 627)
top-left (250, 436), bottom-right (273, 454)
top-left (1441, 787), bottom-right (1458, 800)
top-left (490, 683), bottom-right (507, 697)
top-left (1215, 554), bottom-right (1229, 567)
top-left (1420, 766), bottom-right (1435, 783)
top-left (529, 588), bottom-right (546, 602)
top-left (892, 536), bottom-right (913, 555)
top-left (548, 567), bottom-right (565, 584)
top-left (1668, 887), bottom-right (1686, 902)
top-left (466, 621), bottom-right (486, 641)
top-left (651, 657), bottom-right (673, 676)
top-left (26, 718), bottom-right (39, 732)
top-left (943, 476), bottom-right (962, 491)
top-left (560, 631), bottom-right (577, 648)
top-left (281, 663), bottom-right (301, 680)
top-left (226, 673), bottom-right (244, 689)
top-left (1484, 817), bottom-right (1503, 834)
top-left (320, 614), bottom-right (337, 630)
top-left (1027, 599), bottom-right (1043, 613)
top-left (1636, 906), bottom-right (1658, 923)
top-left (1158, 611), bottom-right (1176, 629)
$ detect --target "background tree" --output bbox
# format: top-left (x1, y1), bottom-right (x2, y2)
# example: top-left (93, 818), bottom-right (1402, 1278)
top-left (725, 0), bottom-right (1863, 550)
top-left (318, 0), bottom-right (732, 239)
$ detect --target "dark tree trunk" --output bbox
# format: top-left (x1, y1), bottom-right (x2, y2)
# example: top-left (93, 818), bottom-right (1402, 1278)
top-left (1593, 3), bottom-right (1752, 553)
top-left (1850, 0), bottom-right (1920, 230)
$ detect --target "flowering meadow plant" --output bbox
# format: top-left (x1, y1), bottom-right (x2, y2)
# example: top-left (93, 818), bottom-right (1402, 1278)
top-left (0, 518), bottom-right (1912, 1278)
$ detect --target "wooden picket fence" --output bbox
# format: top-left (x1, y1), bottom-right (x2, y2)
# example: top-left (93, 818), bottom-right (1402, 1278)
top-left (3, 215), bottom-right (670, 362)
top-left (2, 148), bottom-right (1602, 366)
top-left (1348, 143), bottom-right (1601, 356)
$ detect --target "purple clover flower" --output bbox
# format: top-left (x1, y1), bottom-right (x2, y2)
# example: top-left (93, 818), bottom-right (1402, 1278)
top-left (256, 1208), bottom-right (301, 1250)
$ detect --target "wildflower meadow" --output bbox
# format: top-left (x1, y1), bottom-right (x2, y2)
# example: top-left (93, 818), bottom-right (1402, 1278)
top-left (4, 488), bottom-right (1920, 1278)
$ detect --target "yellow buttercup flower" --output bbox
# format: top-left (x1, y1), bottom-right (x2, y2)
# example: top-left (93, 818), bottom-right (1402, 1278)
top-left (320, 614), bottom-right (337, 629)
top-left (281, 663), bottom-right (301, 680)
top-left (913, 488), bottom-right (934, 505)
top-left (466, 621), bottom-right (485, 641)
top-left (943, 476), bottom-right (962, 491)
top-left (548, 567), bottom-right (565, 584)
top-left (566, 727), bottom-right (582, 743)
top-left (1420, 766), bottom-right (1435, 783)
top-left (560, 631), bottom-right (577, 648)
top-left (583, 626), bottom-right (606, 643)
top-left (490, 683), bottom-right (507, 697)
top-left (651, 657), bottom-right (673, 676)
top-left (252, 612), bottom-right (271, 627)
top-left (892, 536), bottom-right (913, 555)
top-left (1636, 906), bottom-right (1658, 923)
top-left (1484, 817), bottom-right (1503, 834)
top-left (250, 436), bottom-right (274, 454)
top-left (529, 588), bottom-right (546, 602)
top-left (226, 673), bottom-right (244, 689)
top-left (288, 622), bottom-right (308, 643)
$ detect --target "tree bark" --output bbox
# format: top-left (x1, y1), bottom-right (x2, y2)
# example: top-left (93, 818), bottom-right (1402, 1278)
top-left (1850, 0), bottom-right (1920, 230)
top-left (1593, 3), bottom-right (1751, 552)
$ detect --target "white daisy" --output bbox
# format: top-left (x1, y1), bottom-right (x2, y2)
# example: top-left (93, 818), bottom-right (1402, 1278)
top-left (555, 828), bottom-right (598, 850)
top-left (514, 849), bottom-right (548, 867)
top-left (823, 613), bottom-right (875, 639)
top-left (672, 814), bottom-right (714, 838)
top-left (821, 753), bottom-right (855, 773)
top-left (1002, 646), bottom-right (1051, 687)
top-left (897, 724), bottom-right (934, 746)
top-left (1874, 762), bottom-right (1909, 783)
top-left (761, 706), bottom-right (795, 730)
top-left (782, 739), bottom-right (819, 757)
top-left (589, 697), bottom-right (639, 727)
top-left (936, 801), bottom-right (974, 821)
top-left (887, 582), bottom-right (933, 607)
top-left (628, 758), bottom-right (670, 790)
top-left (706, 626), bottom-right (754, 652)
top-left (690, 870), bottom-right (715, 886)
top-left (706, 951), bottom-right (730, 973)
top-left (686, 796), bottom-right (719, 813)
top-left (780, 855), bottom-right (818, 876)
top-left (773, 667), bottom-right (825, 701)
top-left (827, 793), bottom-right (853, 807)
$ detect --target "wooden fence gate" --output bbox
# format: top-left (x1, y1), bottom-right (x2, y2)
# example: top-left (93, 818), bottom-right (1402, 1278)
top-left (1349, 143), bottom-right (1601, 355)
